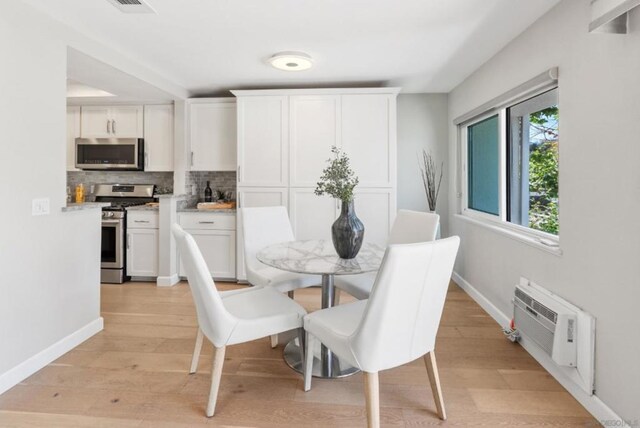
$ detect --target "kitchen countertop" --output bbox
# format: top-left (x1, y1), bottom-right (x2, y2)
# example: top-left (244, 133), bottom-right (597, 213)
top-left (62, 202), bottom-right (111, 212)
top-left (178, 207), bottom-right (236, 214)
top-left (126, 205), bottom-right (159, 212)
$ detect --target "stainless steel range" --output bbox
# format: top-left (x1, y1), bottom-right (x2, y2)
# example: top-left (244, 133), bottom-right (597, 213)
top-left (95, 184), bottom-right (156, 283)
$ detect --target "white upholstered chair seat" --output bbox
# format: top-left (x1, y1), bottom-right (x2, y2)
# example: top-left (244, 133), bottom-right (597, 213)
top-left (220, 286), bottom-right (307, 346)
top-left (248, 265), bottom-right (319, 293)
top-left (303, 300), bottom-right (367, 368)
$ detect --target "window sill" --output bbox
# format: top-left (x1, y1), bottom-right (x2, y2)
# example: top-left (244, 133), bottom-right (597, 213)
top-left (454, 214), bottom-right (563, 257)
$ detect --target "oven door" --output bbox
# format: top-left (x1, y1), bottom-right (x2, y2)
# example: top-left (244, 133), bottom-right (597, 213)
top-left (76, 138), bottom-right (144, 170)
top-left (101, 219), bottom-right (124, 269)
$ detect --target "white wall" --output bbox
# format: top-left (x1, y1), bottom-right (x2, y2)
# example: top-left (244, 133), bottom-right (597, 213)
top-left (0, 1), bottom-right (185, 393)
top-left (397, 94), bottom-right (449, 233)
top-left (448, 0), bottom-right (640, 421)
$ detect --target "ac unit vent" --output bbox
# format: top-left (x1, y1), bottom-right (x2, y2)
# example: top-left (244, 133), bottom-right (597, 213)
top-left (105, 0), bottom-right (155, 13)
top-left (513, 283), bottom-right (577, 367)
top-left (515, 287), bottom-right (557, 323)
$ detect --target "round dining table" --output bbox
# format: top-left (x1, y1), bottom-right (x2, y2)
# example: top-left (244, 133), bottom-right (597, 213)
top-left (257, 239), bottom-right (384, 379)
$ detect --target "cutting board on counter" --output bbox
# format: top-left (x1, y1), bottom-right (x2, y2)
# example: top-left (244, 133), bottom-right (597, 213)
top-left (196, 201), bottom-right (236, 210)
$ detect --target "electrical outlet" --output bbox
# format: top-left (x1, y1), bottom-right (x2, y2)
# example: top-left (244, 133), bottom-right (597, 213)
top-left (32, 198), bottom-right (50, 216)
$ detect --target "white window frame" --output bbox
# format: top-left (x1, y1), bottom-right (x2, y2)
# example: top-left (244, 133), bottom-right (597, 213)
top-left (457, 74), bottom-right (561, 254)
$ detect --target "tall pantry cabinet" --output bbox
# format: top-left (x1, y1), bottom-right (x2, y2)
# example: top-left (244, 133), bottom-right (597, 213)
top-left (232, 88), bottom-right (399, 281)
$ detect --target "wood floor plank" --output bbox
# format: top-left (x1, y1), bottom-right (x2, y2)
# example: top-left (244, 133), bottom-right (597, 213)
top-left (0, 280), bottom-right (597, 427)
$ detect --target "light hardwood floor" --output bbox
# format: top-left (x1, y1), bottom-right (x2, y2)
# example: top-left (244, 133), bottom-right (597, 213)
top-left (0, 281), bottom-right (596, 427)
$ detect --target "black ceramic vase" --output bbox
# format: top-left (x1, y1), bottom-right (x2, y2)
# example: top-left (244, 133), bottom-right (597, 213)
top-left (332, 199), bottom-right (365, 259)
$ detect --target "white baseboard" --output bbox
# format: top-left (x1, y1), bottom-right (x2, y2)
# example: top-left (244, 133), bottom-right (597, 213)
top-left (0, 317), bottom-right (103, 396)
top-left (156, 274), bottom-right (180, 287)
top-left (451, 271), bottom-right (627, 427)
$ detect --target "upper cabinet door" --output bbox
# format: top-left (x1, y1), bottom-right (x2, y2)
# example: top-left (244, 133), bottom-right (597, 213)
top-left (144, 104), bottom-right (174, 172)
top-left (80, 106), bottom-right (111, 138)
top-left (80, 105), bottom-right (143, 138)
top-left (189, 101), bottom-right (237, 171)
top-left (66, 106), bottom-right (80, 171)
top-left (341, 94), bottom-right (396, 188)
top-left (237, 96), bottom-right (289, 187)
top-left (110, 106), bottom-right (144, 138)
top-left (289, 95), bottom-right (341, 187)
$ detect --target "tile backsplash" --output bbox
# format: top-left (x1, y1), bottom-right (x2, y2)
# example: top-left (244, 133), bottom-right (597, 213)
top-left (186, 171), bottom-right (236, 200)
top-left (67, 171), bottom-right (174, 201)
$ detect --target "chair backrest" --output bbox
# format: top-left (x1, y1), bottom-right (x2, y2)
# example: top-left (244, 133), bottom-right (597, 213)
top-left (388, 209), bottom-right (439, 245)
top-left (241, 206), bottom-right (295, 279)
top-left (172, 224), bottom-right (237, 348)
top-left (350, 236), bottom-right (460, 372)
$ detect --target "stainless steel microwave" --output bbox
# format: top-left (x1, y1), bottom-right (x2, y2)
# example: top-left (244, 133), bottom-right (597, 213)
top-left (75, 138), bottom-right (145, 170)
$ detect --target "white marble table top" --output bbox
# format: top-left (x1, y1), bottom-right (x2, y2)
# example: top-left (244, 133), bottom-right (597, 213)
top-left (257, 239), bottom-right (385, 276)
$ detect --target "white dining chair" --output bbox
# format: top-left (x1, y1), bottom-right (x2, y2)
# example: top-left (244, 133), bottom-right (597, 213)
top-left (303, 236), bottom-right (460, 428)
top-left (242, 206), bottom-right (319, 346)
top-left (172, 224), bottom-right (307, 417)
top-left (334, 209), bottom-right (440, 300)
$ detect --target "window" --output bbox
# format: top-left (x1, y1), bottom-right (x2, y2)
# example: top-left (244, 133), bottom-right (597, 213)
top-left (461, 87), bottom-right (559, 239)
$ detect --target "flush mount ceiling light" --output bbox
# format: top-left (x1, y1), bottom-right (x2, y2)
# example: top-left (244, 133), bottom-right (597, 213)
top-left (268, 51), bottom-right (313, 71)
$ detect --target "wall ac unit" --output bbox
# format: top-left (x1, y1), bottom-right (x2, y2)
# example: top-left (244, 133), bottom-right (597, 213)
top-left (513, 282), bottom-right (577, 367)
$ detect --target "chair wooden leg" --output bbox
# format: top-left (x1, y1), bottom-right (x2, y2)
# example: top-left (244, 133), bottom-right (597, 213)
top-left (304, 332), bottom-right (315, 392)
top-left (364, 371), bottom-right (380, 428)
top-left (206, 345), bottom-right (226, 417)
top-left (287, 290), bottom-right (295, 299)
top-left (190, 328), bottom-right (204, 374)
top-left (270, 334), bottom-right (278, 348)
top-left (424, 351), bottom-right (446, 420)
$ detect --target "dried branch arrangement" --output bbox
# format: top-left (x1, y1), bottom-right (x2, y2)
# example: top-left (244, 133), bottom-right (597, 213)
top-left (419, 149), bottom-right (443, 212)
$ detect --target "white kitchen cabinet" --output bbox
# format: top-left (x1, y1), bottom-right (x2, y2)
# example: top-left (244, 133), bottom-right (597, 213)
top-left (127, 228), bottom-right (159, 278)
top-left (289, 188), bottom-right (336, 241)
top-left (144, 104), bottom-right (174, 171)
top-left (178, 212), bottom-right (237, 280)
top-left (236, 187), bottom-right (289, 281)
top-left (237, 96), bottom-right (289, 187)
top-left (127, 212), bottom-right (159, 278)
top-left (349, 188), bottom-right (395, 246)
top-left (233, 88), bottom-right (399, 281)
top-left (81, 105), bottom-right (143, 138)
top-left (66, 106), bottom-right (80, 171)
top-left (289, 95), bottom-right (341, 187)
top-left (188, 99), bottom-right (236, 171)
top-left (178, 230), bottom-right (236, 279)
top-left (341, 94), bottom-right (396, 188)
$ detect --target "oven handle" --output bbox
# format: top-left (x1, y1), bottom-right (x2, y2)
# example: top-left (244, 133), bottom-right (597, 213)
top-left (102, 220), bottom-right (122, 225)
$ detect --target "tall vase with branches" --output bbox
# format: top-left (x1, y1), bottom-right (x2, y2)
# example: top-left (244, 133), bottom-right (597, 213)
top-left (315, 146), bottom-right (364, 259)
top-left (419, 149), bottom-right (443, 212)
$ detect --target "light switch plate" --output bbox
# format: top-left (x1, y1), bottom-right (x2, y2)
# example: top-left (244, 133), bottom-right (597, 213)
top-left (32, 198), bottom-right (50, 216)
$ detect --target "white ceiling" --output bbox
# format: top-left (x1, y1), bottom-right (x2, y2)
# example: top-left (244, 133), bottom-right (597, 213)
top-left (67, 48), bottom-right (176, 104)
top-left (25, 0), bottom-right (561, 96)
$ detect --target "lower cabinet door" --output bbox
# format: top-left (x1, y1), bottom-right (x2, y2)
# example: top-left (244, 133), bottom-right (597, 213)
top-left (126, 228), bottom-right (159, 277)
top-left (179, 229), bottom-right (236, 279)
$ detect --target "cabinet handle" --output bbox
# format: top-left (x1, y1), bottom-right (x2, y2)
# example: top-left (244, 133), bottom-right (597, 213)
top-left (199, 221), bottom-right (215, 224)
top-left (107, 120), bottom-right (111, 134)
top-left (144, 152), bottom-right (149, 168)
top-left (126, 233), bottom-right (130, 249)
top-left (237, 165), bottom-right (240, 180)
top-left (134, 220), bottom-right (150, 223)
top-left (112, 120), bottom-right (116, 134)
top-left (191, 152), bottom-right (194, 167)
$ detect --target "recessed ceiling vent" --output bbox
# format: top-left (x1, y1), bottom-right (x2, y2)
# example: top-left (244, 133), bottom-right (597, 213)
top-left (106, 0), bottom-right (156, 14)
